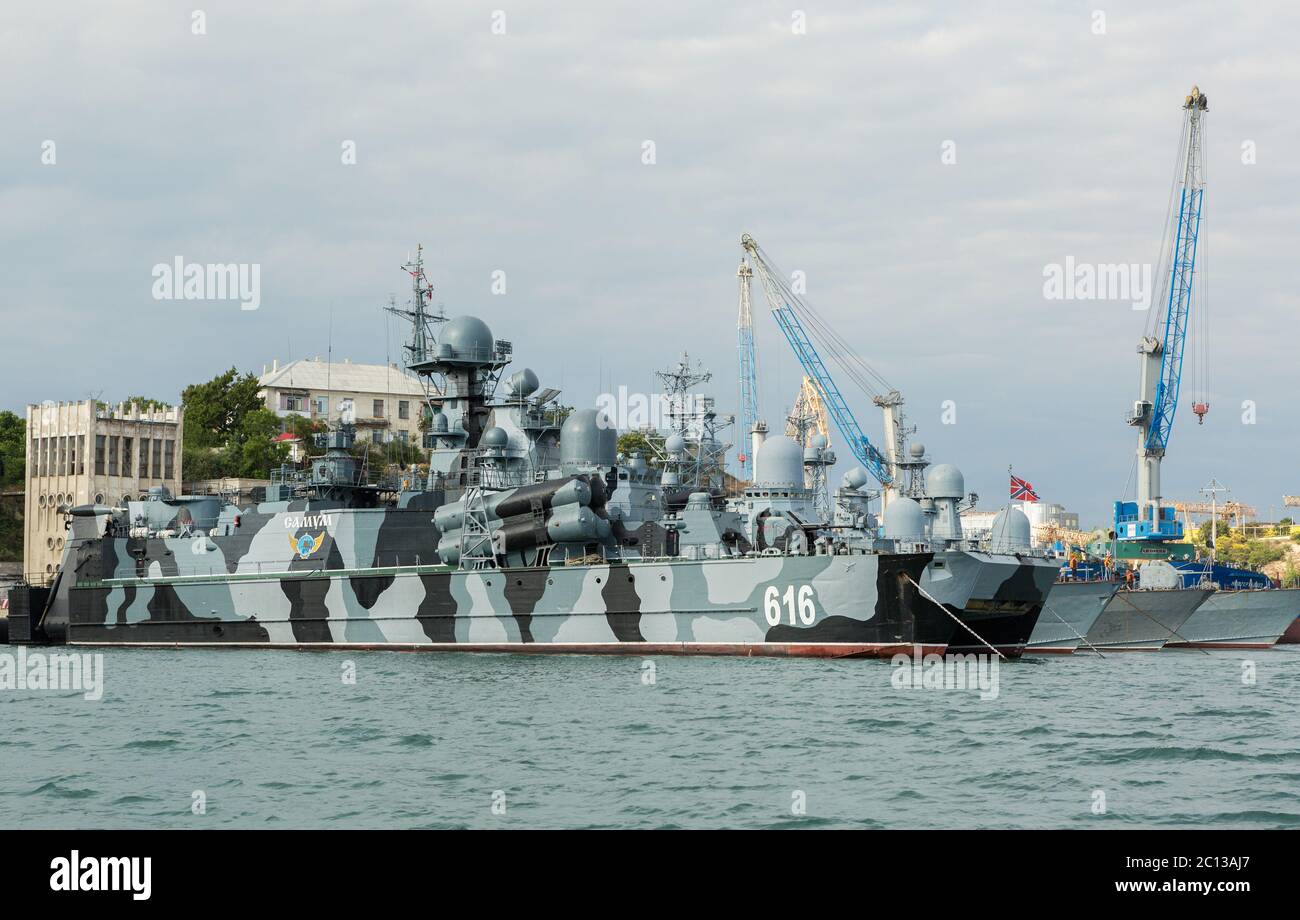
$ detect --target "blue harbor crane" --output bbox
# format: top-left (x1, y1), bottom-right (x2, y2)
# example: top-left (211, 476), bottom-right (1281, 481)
top-left (741, 233), bottom-right (897, 488)
top-left (1115, 85), bottom-right (1210, 546)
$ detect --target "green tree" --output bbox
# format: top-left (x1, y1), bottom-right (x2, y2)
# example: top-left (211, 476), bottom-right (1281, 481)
top-left (179, 368), bottom-right (277, 479)
top-left (378, 438), bottom-right (425, 468)
top-left (181, 368), bottom-right (265, 450)
top-left (617, 431), bottom-right (660, 466)
top-left (1246, 541), bottom-right (1285, 568)
top-left (233, 408), bottom-right (290, 478)
top-left (0, 411), bottom-right (25, 487)
top-left (122, 395), bottom-right (172, 413)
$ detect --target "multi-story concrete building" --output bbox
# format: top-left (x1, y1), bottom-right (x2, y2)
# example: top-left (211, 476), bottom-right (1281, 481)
top-left (24, 400), bottom-right (183, 581)
top-left (258, 358), bottom-right (430, 445)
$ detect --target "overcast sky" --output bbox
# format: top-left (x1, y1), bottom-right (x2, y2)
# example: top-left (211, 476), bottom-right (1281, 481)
top-left (2, 1), bottom-right (1297, 526)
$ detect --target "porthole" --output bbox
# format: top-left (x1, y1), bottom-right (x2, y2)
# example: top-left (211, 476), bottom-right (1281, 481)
top-left (95, 493), bottom-right (104, 504)
top-left (547, 579), bottom-right (554, 585)
top-left (45, 564), bottom-right (53, 574)
top-left (595, 577), bottom-right (602, 584)
top-left (38, 494), bottom-right (46, 508)
top-left (627, 575), bottom-right (634, 582)
top-left (46, 537), bottom-right (54, 550)
top-left (660, 575), bottom-right (666, 582)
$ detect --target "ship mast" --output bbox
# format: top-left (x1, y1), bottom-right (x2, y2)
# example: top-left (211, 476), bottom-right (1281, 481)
top-left (383, 244), bottom-right (448, 441)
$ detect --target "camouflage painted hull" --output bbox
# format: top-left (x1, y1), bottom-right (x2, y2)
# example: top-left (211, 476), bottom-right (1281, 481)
top-left (1165, 588), bottom-right (1300, 649)
top-left (927, 551), bottom-right (1058, 658)
top-left (1024, 580), bottom-right (1117, 654)
top-left (1085, 587), bottom-right (1211, 650)
top-left (45, 519), bottom-right (951, 657)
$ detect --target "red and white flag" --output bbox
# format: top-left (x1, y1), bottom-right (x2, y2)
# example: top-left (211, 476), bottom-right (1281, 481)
top-left (1010, 474), bottom-right (1039, 502)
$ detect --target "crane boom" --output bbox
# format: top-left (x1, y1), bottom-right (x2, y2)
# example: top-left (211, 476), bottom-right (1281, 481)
top-left (1146, 87), bottom-right (1208, 453)
top-left (741, 234), bottom-right (893, 486)
top-left (1118, 86), bottom-right (1209, 543)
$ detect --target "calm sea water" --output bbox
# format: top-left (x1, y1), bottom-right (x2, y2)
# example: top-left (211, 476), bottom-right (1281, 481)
top-left (2, 645), bottom-right (1297, 829)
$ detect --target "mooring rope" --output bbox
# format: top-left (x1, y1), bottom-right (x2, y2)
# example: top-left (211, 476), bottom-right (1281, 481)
top-left (904, 573), bottom-right (1007, 661)
top-left (1110, 588), bottom-right (1210, 654)
top-left (1040, 602), bottom-right (1106, 658)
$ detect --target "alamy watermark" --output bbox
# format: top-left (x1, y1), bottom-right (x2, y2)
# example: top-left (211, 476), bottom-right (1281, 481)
top-left (151, 257), bottom-right (261, 311)
top-left (0, 648), bottom-right (104, 701)
top-left (49, 851), bottom-right (150, 900)
top-left (1043, 257), bottom-right (1152, 310)
top-left (890, 648), bottom-right (999, 700)
top-left (595, 387), bottom-right (710, 435)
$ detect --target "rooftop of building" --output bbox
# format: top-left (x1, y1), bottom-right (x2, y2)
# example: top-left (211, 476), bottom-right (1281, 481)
top-left (27, 399), bottom-right (182, 424)
top-left (258, 358), bottom-right (428, 397)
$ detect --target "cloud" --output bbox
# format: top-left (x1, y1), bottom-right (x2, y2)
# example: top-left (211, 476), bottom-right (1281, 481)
top-left (1, 1), bottom-right (1295, 522)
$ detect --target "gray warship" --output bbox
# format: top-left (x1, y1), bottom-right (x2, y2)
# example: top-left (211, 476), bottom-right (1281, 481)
top-left (1024, 579), bottom-right (1117, 654)
top-left (7, 247), bottom-right (1062, 659)
top-left (828, 443), bottom-right (1059, 658)
top-left (1166, 587), bottom-right (1300, 649)
top-left (8, 249), bottom-right (962, 658)
top-left (1083, 562), bottom-right (1211, 651)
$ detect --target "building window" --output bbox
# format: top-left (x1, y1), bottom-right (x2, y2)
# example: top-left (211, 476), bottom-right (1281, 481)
top-left (314, 396), bottom-right (328, 416)
top-left (95, 435), bottom-right (106, 476)
top-left (397, 430), bottom-right (408, 443)
top-left (122, 437), bottom-right (133, 477)
top-left (373, 399), bottom-right (384, 418)
top-left (139, 438), bottom-right (150, 477)
top-left (77, 435), bottom-right (85, 475)
top-left (153, 439), bottom-right (162, 479)
top-left (283, 393), bottom-right (305, 412)
top-left (164, 440), bottom-right (175, 481)
top-left (58, 436), bottom-right (66, 476)
top-left (108, 436), bottom-right (118, 476)
top-left (398, 400), bottom-right (410, 420)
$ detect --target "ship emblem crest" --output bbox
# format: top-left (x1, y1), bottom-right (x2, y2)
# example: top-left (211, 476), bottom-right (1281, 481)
top-left (290, 531), bottom-right (326, 559)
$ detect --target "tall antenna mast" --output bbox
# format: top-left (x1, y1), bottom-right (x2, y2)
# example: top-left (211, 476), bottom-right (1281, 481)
top-left (1200, 477), bottom-right (1228, 563)
top-left (384, 244), bottom-right (449, 445)
top-left (736, 257), bottom-right (761, 477)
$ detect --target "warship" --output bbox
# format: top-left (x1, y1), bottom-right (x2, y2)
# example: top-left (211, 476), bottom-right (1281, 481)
top-left (830, 447), bottom-right (1058, 659)
top-left (1083, 562), bottom-right (1211, 651)
top-left (1165, 562), bottom-right (1299, 649)
top-left (6, 247), bottom-right (1060, 659)
top-left (1024, 579), bottom-right (1117, 654)
top-left (7, 248), bottom-right (965, 658)
top-left (732, 232), bottom-right (1057, 660)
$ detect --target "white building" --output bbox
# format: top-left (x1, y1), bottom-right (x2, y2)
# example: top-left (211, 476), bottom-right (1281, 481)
top-left (1020, 502), bottom-right (1080, 531)
top-left (258, 358), bottom-right (431, 445)
top-left (25, 400), bottom-right (183, 581)
top-left (960, 503), bottom-right (1081, 544)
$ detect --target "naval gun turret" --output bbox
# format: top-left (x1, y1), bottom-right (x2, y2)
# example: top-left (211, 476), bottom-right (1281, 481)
top-left (740, 435), bottom-right (822, 554)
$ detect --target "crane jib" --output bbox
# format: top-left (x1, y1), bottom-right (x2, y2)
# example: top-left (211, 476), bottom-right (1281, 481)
top-left (1146, 178), bottom-right (1204, 453)
top-left (772, 306), bottom-right (893, 486)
